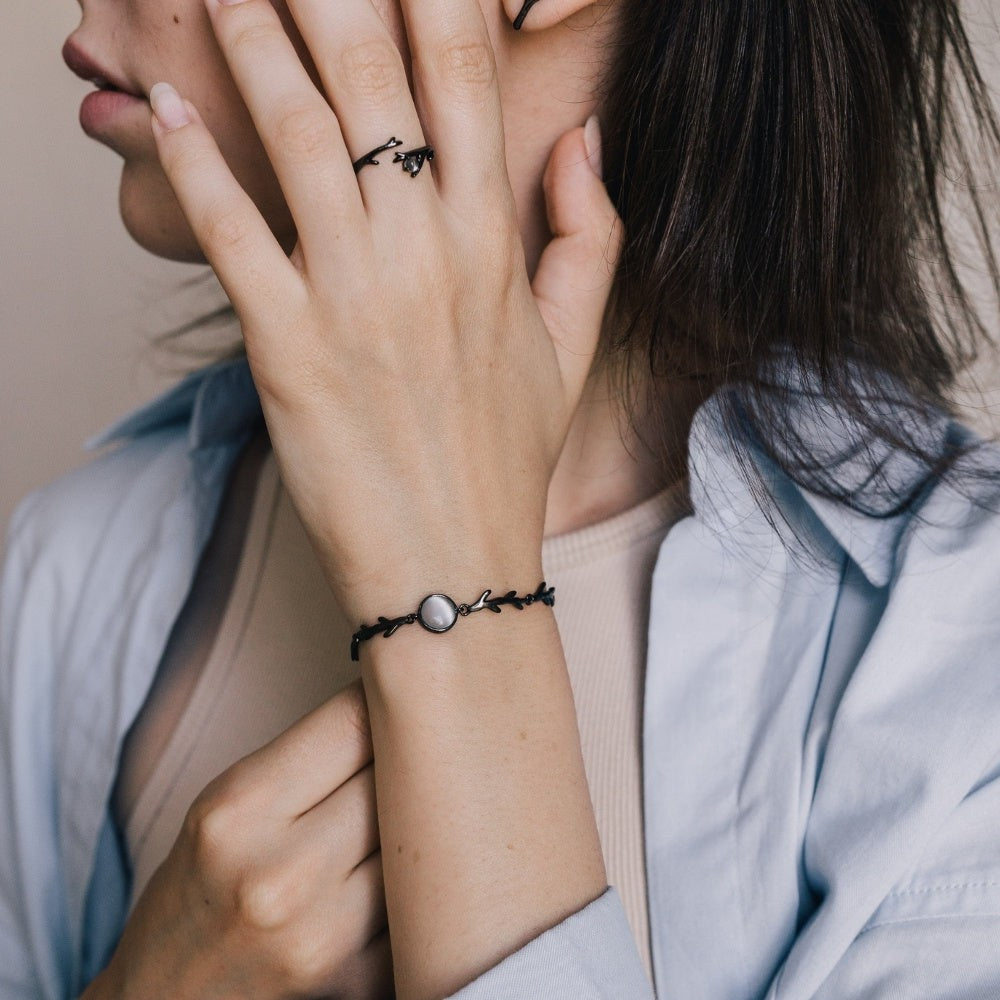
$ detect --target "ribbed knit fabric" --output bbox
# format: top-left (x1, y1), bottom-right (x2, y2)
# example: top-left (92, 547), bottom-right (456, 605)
top-left (540, 477), bottom-right (692, 982)
top-left (114, 450), bottom-right (691, 986)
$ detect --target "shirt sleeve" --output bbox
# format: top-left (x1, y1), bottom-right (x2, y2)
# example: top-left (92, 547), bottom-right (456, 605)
top-left (445, 885), bottom-right (656, 999)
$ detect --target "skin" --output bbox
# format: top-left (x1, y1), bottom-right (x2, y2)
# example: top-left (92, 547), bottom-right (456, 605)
top-left (66, 0), bottom-right (696, 537)
top-left (67, 0), bottom-right (705, 996)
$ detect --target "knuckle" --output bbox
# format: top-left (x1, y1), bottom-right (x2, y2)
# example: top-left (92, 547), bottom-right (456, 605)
top-left (272, 102), bottom-right (333, 164)
top-left (235, 870), bottom-right (295, 932)
top-left (184, 789), bottom-right (241, 864)
top-left (199, 205), bottom-right (252, 256)
top-left (229, 21), bottom-right (280, 60)
top-left (433, 37), bottom-right (496, 93)
top-left (184, 767), bottom-right (258, 858)
top-left (340, 39), bottom-right (407, 106)
top-left (163, 141), bottom-right (214, 180)
top-left (281, 930), bottom-right (339, 994)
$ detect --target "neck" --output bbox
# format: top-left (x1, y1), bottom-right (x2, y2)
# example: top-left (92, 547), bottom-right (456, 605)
top-left (543, 353), bottom-right (707, 538)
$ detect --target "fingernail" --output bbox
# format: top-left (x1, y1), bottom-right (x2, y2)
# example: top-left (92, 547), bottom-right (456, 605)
top-left (149, 82), bottom-right (191, 131)
top-left (584, 115), bottom-right (603, 179)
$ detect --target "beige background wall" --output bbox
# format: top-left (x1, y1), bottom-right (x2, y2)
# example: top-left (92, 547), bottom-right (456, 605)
top-left (3, 1), bottom-right (1000, 534)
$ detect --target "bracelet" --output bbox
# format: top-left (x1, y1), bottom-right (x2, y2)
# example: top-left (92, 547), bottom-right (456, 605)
top-left (350, 581), bottom-right (555, 661)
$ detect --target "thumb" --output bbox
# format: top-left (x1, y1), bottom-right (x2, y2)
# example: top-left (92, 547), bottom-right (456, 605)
top-left (531, 114), bottom-right (624, 404)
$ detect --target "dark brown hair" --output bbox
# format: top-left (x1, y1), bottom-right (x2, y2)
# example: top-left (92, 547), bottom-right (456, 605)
top-left (595, 0), bottom-right (1000, 558)
top-left (165, 0), bottom-right (1000, 562)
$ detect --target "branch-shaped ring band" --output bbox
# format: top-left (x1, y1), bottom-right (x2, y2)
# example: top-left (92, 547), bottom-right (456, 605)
top-left (352, 136), bottom-right (436, 177)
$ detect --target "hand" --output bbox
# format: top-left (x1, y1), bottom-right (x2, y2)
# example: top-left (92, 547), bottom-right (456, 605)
top-left (147, 0), bottom-right (622, 622)
top-left (97, 680), bottom-right (392, 1000)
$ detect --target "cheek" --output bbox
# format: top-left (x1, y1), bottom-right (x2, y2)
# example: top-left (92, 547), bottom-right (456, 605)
top-left (170, 52), bottom-right (299, 246)
top-left (122, 0), bottom-right (420, 261)
top-left (138, 1), bottom-right (288, 205)
top-left (118, 92), bottom-right (298, 263)
top-left (205, 98), bottom-right (299, 247)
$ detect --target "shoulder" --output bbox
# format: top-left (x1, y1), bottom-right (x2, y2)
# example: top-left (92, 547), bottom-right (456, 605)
top-left (2, 357), bottom-right (263, 658)
top-left (893, 421), bottom-right (1000, 576)
top-left (686, 398), bottom-right (1000, 994)
top-left (3, 430), bottom-right (195, 671)
top-left (686, 344), bottom-right (1000, 592)
top-left (7, 427), bottom-right (188, 564)
top-left (3, 358), bottom-right (262, 601)
top-left (772, 423), bottom-right (1000, 995)
top-left (1, 433), bottom-right (193, 673)
top-left (0, 360), bottom-right (264, 996)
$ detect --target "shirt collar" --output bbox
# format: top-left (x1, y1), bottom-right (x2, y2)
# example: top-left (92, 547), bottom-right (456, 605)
top-left (86, 356), bottom-right (263, 453)
top-left (686, 346), bottom-right (957, 589)
top-left (86, 349), bottom-right (955, 589)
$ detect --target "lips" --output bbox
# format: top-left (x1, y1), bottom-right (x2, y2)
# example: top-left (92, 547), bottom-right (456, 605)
top-left (61, 37), bottom-right (143, 98)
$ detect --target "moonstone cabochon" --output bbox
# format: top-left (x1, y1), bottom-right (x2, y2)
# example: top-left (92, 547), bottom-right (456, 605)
top-left (417, 593), bottom-right (459, 632)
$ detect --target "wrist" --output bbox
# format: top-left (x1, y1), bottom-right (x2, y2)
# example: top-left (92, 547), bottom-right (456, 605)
top-left (358, 586), bottom-right (565, 716)
top-left (334, 540), bottom-right (545, 627)
top-left (346, 553), bottom-right (550, 675)
top-left (352, 578), bottom-right (553, 663)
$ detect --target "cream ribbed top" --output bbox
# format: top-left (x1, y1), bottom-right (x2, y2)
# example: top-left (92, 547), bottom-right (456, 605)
top-left (112, 446), bottom-right (691, 986)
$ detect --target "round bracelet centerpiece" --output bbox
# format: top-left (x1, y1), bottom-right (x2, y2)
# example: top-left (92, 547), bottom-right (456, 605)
top-left (349, 583), bottom-right (553, 661)
top-left (417, 593), bottom-right (459, 633)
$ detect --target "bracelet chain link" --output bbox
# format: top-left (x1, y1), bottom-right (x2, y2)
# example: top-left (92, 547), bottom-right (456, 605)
top-left (350, 581), bottom-right (555, 661)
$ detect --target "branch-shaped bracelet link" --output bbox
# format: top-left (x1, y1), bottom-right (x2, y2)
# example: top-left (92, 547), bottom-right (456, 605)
top-left (350, 581), bottom-right (555, 661)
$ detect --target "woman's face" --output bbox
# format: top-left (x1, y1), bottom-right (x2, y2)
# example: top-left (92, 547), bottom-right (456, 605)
top-left (63, 0), bottom-right (474, 261)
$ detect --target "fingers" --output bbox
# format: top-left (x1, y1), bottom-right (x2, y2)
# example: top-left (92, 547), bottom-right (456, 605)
top-left (398, 0), bottom-right (510, 209)
top-left (333, 926), bottom-right (395, 1000)
top-left (201, 0), bottom-right (369, 257)
top-left (267, 846), bottom-right (387, 974)
top-left (227, 678), bottom-right (374, 819)
top-left (343, 850), bottom-right (389, 949)
top-left (294, 761), bottom-right (381, 866)
top-left (188, 0), bottom-right (512, 254)
top-left (148, 85), bottom-right (302, 322)
top-left (532, 120), bottom-right (624, 406)
top-left (280, 0), bottom-right (432, 219)
top-left (274, 847), bottom-right (389, 994)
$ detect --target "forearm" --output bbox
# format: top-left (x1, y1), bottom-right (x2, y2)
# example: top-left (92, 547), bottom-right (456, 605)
top-left (355, 555), bottom-right (608, 1000)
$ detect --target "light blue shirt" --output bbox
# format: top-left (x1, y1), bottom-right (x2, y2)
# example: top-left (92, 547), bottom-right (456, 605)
top-left (3, 354), bottom-right (1000, 999)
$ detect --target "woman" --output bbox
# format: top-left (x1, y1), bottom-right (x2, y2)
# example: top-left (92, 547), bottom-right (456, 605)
top-left (4, 0), bottom-right (1000, 996)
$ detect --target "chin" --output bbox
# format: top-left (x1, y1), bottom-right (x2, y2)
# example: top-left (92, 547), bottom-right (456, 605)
top-left (117, 160), bottom-right (299, 263)
top-left (118, 163), bottom-right (208, 263)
